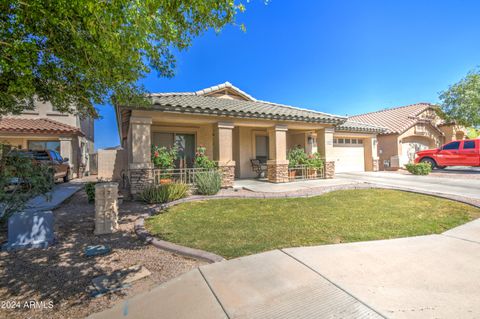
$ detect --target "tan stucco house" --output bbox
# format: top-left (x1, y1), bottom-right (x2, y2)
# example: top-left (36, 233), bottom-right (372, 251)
top-left (115, 82), bottom-right (384, 194)
top-left (0, 100), bottom-right (95, 178)
top-left (350, 103), bottom-right (467, 170)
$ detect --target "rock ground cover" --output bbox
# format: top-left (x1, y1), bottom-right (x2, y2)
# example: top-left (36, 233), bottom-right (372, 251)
top-left (0, 190), bottom-right (204, 319)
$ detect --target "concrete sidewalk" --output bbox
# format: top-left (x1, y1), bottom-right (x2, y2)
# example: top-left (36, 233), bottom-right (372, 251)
top-left (89, 218), bottom-right (480, 319)
top-left (234, 178), bottom-right (362, 193)
top-left (337, 171), bottom-right (480, 200)
top-left (24, 181), bottom-right (84, 213)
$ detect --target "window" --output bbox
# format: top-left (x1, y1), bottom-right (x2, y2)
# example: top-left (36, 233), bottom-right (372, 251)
top-left (442, 141), bottom-right (460, 150)
top-left (28, 141), bottom-right (61, 152)
top-left (464, 140), bottom-right (476, 149)
top-left (151, 132), bottom-right (196, 168)
top-left (334, 138), bottom-right (364, 146)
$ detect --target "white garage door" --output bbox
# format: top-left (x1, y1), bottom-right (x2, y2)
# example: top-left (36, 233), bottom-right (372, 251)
top-left (332, 145), bottom-right (365, 172)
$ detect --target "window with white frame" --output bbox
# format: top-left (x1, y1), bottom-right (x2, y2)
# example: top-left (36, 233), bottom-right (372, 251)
top-left (333, 138), bottom-right (364, 146)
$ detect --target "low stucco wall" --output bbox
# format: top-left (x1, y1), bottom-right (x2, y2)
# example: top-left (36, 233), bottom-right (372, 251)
top-left (98, 149), bottom-right (127, 181)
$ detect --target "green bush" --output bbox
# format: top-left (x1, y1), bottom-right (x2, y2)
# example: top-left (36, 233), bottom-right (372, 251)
top-left (1, 145), bottom-right (54, 222)
top-left (195, 171), bottom-right (221, 195)
top-left (405, 162), bottom-right (432, 175)
top-left (140, 183), bottom-right (189, 204)
top-left (85, 182), bottom-right (96, 203)
top-left (287, 147), bottom-right (308, 168)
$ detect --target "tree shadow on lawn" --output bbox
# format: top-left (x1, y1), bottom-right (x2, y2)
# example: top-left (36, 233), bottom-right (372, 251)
top-left (0, 191), bottom-right (153, 318)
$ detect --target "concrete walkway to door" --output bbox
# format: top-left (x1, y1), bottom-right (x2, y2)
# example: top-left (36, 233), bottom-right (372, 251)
top-left (89, 216), bottom-right (480, 319)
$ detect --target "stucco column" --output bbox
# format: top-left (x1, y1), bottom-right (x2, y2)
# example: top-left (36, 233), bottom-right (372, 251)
top-left (317, 127), bottom-right (335, 178)
top-left (215, 122), bottom-right (235, 188)
top-left (364, 136), bottom-right (379, 172)
top-left (59, 136), bottom-right (74, 179)
top-left (128, 116), bottom-right (153, 195)
top-left (267, 125), bottom-right (289, 183)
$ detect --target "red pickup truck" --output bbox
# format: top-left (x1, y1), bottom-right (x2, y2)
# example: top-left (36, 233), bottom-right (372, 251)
top-left (414, 139), bottom-right (480, 169)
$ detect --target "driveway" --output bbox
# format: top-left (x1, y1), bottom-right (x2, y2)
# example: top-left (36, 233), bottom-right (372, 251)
top-left (90, 216), bottom-right (480, 319)
top-left (337, 170), bottom-right (480, 200)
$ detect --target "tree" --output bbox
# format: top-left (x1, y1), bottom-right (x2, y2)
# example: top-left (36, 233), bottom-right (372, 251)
top-left (0, 145), bottom-right (54, 223)
top-left (439, 69), bottom-right (480, 127)
top-left (0, 1), bottom-right (245, 118)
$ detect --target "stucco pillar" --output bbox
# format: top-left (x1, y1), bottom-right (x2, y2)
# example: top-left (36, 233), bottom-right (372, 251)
top-left (59, 136), bottom-right (74, 179)
top-left (128, 116), bottom-right (153, 195)
top-left (364, 136), bottom-right (379, 172)
top-left (317, 127), bottom-right (335, 178)
top-left (267, 125), bottom-right (289, 183)
top-left (215, 122), bottom-right (235, 188)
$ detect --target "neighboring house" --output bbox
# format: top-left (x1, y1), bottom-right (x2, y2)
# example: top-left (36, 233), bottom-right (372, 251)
top-left (115, 82), bottom-right (384, 194)
top-left (349, 103), bottom-right (467, 170)
top-left (0, 100), bottom-right (95, 178)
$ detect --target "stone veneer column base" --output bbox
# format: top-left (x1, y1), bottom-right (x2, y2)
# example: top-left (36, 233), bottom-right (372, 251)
top-left (324, 161), bottom-right (335, 179)
top-left (267, 160), bottom-right (289, 183)
top-left (372, 159), bottom-right (379, 172)
top-left (218, 162), bottom-right (235, 188)
top-left (128, 166), bottom-right (154, 197)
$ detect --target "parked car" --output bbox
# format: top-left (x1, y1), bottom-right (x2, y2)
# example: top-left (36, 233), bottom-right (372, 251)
top-left (12, 149), bottom-right (71, 182)
top-left (414, 139), bottom-right (480, 169)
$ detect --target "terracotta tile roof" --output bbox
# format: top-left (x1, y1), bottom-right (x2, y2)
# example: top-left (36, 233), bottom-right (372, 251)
top-left (349, 103), bottom-right (436, 134)
top-left (335, 120), bottom-right (387, 133)
top-left (0, 118), bottom-right (83, 136)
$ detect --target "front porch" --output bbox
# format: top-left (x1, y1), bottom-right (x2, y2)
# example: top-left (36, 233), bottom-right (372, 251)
top-left (124, 112), bottom-right (339, 194)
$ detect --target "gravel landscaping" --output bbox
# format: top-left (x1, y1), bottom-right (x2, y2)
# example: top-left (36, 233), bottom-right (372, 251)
top-left (0, 190), bottom-right (204, 319)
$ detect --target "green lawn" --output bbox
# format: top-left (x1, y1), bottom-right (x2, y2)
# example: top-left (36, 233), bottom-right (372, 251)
top-left (145, 189), bottom-right (480, 259)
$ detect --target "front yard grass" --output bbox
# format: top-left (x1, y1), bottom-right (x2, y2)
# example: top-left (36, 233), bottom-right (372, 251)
top-left (145, 189), bottom-right (480, 259)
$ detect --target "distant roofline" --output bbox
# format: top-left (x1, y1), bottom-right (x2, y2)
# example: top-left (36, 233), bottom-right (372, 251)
top-left (350, 102), bottom-right (436, 118)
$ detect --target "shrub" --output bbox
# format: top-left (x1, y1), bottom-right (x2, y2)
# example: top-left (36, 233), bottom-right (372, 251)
top-left (287, 147), bottom-right (308, 167)
top-left (194, 146), bottom-right (217, 169)
top-left (195, 171), bottom-right (221, 195)
top-left (405, 162), bottom-right (432, 175)
top-left (151, 145), bottom-right (177, 169)
top-left (85, 182), bottom-right (96, 203)
top-left (140, 183), bottom-right (189, 204)
top-left (0, 145), bottom-right (54, 222)
top-left (306, 152), bottom-right (324, 170)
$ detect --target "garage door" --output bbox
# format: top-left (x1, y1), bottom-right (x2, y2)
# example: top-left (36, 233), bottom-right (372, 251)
top-left (332, 145), bottom-right (365, 172)
top-left (400, 140), bottom-right (431, 167)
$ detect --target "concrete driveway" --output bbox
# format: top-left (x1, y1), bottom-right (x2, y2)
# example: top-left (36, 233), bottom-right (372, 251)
top-left (337, 171), bottom-right (480, 200)
top-left (90, 218), bottom-right (480, 319)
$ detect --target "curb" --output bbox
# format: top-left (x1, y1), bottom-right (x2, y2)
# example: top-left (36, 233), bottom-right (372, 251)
top-left (135, 183), bottom-right (479, 263)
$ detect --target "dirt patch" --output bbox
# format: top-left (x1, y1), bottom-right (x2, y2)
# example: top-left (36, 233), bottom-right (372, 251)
top-left (0, 191), bottom-right (204, 319)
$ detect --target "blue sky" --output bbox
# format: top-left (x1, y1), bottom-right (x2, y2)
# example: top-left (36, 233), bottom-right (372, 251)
top-left (95, 0), bottom-right (480, 149)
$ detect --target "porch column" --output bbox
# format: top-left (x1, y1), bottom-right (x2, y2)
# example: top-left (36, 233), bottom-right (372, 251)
top-left (364, 136), bottom-right (379, 172)
top-left (267, 125), bottom-right (289, 183)
top-left (316, 127), bottom-right (335, 178)
top-left (59, 136), bottom-right (74, 179)
top-left (128, 116), bottom-right (153, 195)
top-left (215, 122), bottom-right (235, 188)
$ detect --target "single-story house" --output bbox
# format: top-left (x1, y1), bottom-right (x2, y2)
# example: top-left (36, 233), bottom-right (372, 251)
top-left (349, 103), bottom-right (467, 170)
top-left (0, 100), bottom-right (95, 178)
top-left (115, 82), bottom-right (385, 194)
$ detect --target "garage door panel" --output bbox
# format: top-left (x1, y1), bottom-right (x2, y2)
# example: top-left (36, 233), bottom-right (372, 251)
top-left (332, 146), bottom-right (365, 172)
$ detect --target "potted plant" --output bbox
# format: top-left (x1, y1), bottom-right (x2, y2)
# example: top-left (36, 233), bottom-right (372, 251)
top-left (306, 152), bottom-right (324, 178)
top-left (151, 145), bottom-right (177, 184)
top-left (287, 147), bottom-right (308, 180)
top-left (193, 146), bottom-right (217, 169)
